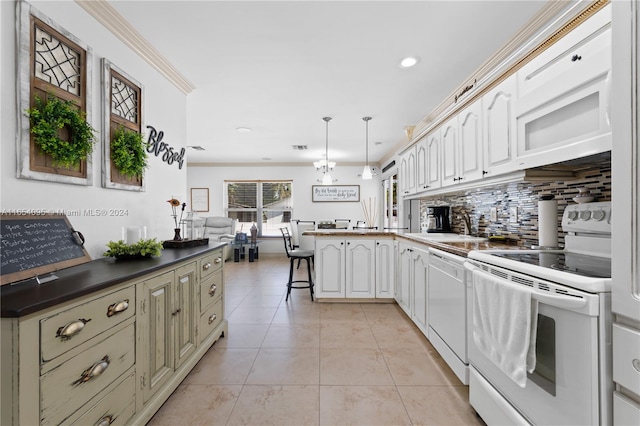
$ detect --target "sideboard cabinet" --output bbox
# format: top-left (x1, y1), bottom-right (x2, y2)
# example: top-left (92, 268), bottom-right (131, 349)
top-left (1, 244), bottom-right (227, 426)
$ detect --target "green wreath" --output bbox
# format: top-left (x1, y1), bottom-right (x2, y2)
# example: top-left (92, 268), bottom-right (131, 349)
top-left (111, 126), bottom-right (148, 178)
top-left (26, 96), bottom-right (96, 168)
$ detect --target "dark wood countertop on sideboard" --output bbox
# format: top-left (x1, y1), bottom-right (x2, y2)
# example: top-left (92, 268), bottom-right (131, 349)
top-left (1, 242), bottom-right (227, 318)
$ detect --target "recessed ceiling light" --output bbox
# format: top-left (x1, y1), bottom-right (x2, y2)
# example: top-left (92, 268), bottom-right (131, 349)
top-left (262, 157), bottom-right (272, 161)
top-left (187, 145), bottom-right (205, 151)
top-left (399, 56), bottom-right (419, 68)
top-left (235, 127), bottom-right (253, 133)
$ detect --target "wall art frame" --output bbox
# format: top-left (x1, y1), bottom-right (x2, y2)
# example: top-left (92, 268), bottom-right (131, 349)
top-left (101, 58), bottom-right (146, 191)
top-left (190, 188), bottom-right (209, 212)
top-left (16, 2), bottom-right (94, 186)
top-left (312, 185), bottom-right (360, 202)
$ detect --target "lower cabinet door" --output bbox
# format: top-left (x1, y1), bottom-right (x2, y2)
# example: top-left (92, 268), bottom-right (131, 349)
top-left (174, 262), bottom-right (197, 369)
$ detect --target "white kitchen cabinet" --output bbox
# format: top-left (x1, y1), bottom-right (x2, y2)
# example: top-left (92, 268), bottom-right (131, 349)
top-left (399, 146), bottom-right (417, 196)
top-left (315, 238), bottom-right (376, 298)
top-left (482, 74), bottom-right (516, 176)
top-left (441, 100), bottom-right (483, 187)
top-left (375, 239), bottom-right (395, 298)
top-left (410, 246), bottom-right (430, 336)
top-left (515, 4), bottom-right (612, 169)
top-left (416, 131), bottom-right (441, 193)
top-left (396, 242), bottom-right (412, 315)
top-left (395, 241), bottom-right (429, 333)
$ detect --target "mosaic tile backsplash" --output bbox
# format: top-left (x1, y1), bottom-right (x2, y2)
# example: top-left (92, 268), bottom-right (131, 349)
top-left (418, 165), bottom-right (611, 248)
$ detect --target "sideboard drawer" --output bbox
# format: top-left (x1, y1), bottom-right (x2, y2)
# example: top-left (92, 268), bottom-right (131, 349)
top-left (200, 250), bottom-right (223, 280)
top-left (40, 322), bottom-right (135, 426)
top-left (63, 369), bottom-right (136, 426)
top-left (200, 298), bottom-right (223, 344)
top-left (40, 285), bottom-right (135, 362)
top-left (200, 269), bottom-right (223, 311)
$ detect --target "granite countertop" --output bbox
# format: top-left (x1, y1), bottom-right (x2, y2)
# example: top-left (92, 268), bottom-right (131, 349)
top-left (305, 230), bottom-right (519, 257)
top-left (1, 242), bottom-right (227, 318)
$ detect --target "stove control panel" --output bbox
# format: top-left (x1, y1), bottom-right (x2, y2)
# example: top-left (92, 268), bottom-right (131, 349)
top-left (562, 201), bottom-right (611, 234)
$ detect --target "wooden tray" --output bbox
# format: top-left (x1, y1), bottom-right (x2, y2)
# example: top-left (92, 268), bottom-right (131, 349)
top-left (162, 238), bottom-right (209, 249)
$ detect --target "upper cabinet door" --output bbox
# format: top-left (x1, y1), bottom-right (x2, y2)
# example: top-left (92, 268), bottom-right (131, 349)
top-left (441, 116), bottom-right (458, 187)
top-left (458, 101), bottom-right (483, 183)
top-left (416, 137), bottom-right (428, 192)
top-left (426, 130), bottom-right (441, 190)
top-left (483, 75), bottom-right (516, 176)
top-left (400, 146), bottom-right (417, 196)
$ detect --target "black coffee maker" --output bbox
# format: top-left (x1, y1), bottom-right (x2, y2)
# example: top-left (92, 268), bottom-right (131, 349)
top-left (425, 206), bottom-right (452, 233)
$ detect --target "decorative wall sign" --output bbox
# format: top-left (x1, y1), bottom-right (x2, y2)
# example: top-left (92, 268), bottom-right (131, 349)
top-left (146, 125), bottom-right (186, 169)
top-left (312, 185), bottom-right (360, 202)
top-left (190, 188), bottom-right (209, 212)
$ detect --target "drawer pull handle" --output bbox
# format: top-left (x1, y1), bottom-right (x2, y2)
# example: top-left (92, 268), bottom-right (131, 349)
top-left (208, 285), bottom-right (217, 297)
top-left (172, 308), bottom-right (182, 316)
top-left (633, 359), bottom-right (640, 373)
top-left (203, 262), bottom-right (212, 270)
top-left (208, 313), bottom-right (217, 325)
top-left (106, 299), bottom-right (129, 317)
top-left (56, 318), bottom-right (91, 340)
top-left (73, 356), bottom-right (110, 385)
top-left (95, 415), bottom-right (114, 426)
top-left (214, 257), bottom-right (222, 264)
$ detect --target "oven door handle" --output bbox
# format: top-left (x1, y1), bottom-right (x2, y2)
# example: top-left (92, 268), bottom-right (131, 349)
top-left (464, 261), bottom-right (588, 310)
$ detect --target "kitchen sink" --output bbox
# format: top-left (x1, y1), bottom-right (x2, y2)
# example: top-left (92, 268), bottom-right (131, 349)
top-left (405, 233), bottom-right (488, 242)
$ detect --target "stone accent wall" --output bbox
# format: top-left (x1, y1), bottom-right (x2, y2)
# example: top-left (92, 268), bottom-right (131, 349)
top-left (419, 164), bottom-right (611, 248)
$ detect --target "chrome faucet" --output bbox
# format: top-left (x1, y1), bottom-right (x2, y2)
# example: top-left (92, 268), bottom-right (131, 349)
top-left (459, 210), bottom-right (472, 235)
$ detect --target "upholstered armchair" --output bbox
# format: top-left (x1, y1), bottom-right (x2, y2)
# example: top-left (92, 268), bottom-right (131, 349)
top-left (202, 217), bottom-right (236, 261)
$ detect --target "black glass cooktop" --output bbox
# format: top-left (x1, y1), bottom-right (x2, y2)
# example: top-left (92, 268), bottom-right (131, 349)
top-left (492, 252), bottom-right (611, 279)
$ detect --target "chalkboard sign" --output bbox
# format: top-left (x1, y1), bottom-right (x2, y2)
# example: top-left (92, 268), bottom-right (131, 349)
top-left (1, 214), bottom-right (91, 285)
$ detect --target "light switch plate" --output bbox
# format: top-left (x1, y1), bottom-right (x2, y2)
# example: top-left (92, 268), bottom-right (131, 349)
top-left (509, 206), bottom-right (518, 223)
top-left (490, 207), bottom-right (498, 222)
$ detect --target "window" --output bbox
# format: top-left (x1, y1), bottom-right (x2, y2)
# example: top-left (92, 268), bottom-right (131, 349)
top-left (226, 181), bottom-right (293, 237)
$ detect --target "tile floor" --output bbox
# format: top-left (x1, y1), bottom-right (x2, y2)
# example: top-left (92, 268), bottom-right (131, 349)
top-left (148, 254), bottom-right (485, 426)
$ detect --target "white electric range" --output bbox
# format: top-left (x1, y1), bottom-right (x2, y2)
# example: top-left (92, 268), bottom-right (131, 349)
top-left (465, 201), bottom-right (612, 426)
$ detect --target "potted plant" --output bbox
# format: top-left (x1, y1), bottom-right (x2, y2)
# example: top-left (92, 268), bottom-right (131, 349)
top-left (103, 238), bottom-right (164, 259)
top-left (111, 126), bottom-right (148, 178)
top-left (26, 95), bottom-right (96, 168)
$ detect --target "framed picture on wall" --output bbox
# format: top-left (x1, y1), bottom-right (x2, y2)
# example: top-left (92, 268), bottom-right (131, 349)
top-left (312, 185), bottom-right (360, 202)
top-left (190, 188), bottom-right (209, 211)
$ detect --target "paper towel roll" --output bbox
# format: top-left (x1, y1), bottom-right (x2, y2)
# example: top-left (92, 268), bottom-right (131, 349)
top-left (538, 196), bottom-right (558, 248)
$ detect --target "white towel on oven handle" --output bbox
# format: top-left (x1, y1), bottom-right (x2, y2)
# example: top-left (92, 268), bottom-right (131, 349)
top-left (472, 268), bottom-right (539, 388)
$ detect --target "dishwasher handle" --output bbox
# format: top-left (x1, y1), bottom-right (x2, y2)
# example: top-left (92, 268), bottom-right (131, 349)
top-left (464, 261), bottom-right (588, 310)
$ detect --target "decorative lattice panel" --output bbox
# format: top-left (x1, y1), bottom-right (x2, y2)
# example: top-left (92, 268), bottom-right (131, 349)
top-left (34, 26), bottom-right (81, 96)
top-left (111, 75), bottom-right (138, 123)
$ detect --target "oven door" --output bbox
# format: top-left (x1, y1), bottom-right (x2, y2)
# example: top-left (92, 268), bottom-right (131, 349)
top-left (466, 262), bottom-right (603, 426)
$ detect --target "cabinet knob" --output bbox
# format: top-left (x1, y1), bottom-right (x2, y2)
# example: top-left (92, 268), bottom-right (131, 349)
top-left (172, 308), bottom-right (182, 316)
top-left (214, 257), bottom-right (222, 264)
top-left (208, 313), bottom-right (217, 325)
top-left (203, 262), bottom-right (212, 270)
top-left (571, 54), bottom-right (582, 62)
top-left (208, 284), bottom-right (217, 297)
top-left (106, 299), bottom-right (129, 317)
top-left (56, 318), bottom-right (91, 340)
top-left (482, 170), bottom-right (488, 176)
top-left (73, 355), bottom-right (110, 385)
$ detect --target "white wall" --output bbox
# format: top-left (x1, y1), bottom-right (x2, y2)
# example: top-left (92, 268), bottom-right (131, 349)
top-left (187, 164), bottom-right (382, 253)
top-left (1, 0), bottom-right (188, 258)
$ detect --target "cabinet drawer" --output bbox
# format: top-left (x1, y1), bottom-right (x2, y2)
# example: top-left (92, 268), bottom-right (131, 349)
top-left (40, 322), bottom-right (135, 426)
top-left (200, 269), bottom-right (223, 310)
top-left (200, 250), bottom-right (223, 280)
top-left (40, 285), bottom-right (135, 362)
top-left (614, 392), bottom-right (640, 426)
top-left (64, 369), bottom-right (136, 426)
top-left (200, 298), bottom-right (223, 344)
top-left (613, 323), bottom-right (640, 395)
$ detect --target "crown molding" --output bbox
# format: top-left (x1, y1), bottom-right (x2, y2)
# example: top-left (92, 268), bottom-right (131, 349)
top-left (74, 0), bottom-right (195, 94)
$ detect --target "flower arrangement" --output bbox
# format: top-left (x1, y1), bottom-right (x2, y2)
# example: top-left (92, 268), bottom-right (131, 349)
top-left (167, 197), bottom-right (187, 232)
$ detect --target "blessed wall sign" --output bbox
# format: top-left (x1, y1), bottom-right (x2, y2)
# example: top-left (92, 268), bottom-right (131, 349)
top-left (146, 125), bottom-right (185, 169)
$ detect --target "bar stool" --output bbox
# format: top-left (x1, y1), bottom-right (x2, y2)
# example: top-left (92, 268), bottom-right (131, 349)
top-left (280, 227), bottom-right (314, 301)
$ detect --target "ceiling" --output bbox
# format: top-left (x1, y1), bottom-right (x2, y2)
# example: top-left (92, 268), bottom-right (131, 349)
top-left (108, 1), bottom-right (548, 166)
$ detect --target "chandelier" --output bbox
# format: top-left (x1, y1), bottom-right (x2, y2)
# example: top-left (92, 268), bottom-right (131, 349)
top-left (315, 117), bottom-right (336, 185)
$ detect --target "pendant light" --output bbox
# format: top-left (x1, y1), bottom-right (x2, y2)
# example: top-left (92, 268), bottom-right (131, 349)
top-left (321, 117), bottom-right (333, 185)
top-left (361, 116), bottom-right (373, 180)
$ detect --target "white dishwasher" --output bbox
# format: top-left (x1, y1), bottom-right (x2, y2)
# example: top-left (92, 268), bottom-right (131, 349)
top-left (427, 248), bottom-right (470, 384)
